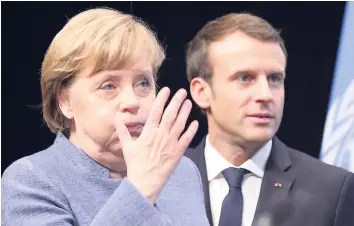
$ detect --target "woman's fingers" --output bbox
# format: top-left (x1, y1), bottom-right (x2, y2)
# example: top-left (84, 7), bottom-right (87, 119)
top-left (142, 87), bottom-right (170, 134)
top-left (170, 99), bottom-right (193, 138)
top-left (159, 89), bottom-right (187, 132)
top-left (114, 118), bottom-right (132, 149)
top-left (177, 120), bottom-right (199, 154)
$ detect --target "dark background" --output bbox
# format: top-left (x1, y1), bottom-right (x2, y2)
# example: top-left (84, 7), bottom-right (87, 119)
top-left (1, 1), bottom-right (346, 173)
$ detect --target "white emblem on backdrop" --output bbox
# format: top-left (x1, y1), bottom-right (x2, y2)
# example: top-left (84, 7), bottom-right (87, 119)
top-left (321, 80), bottom-right (354, 172)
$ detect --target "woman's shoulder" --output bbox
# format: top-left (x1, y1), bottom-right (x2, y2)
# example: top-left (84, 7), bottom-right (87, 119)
top-left (165, 156), bottom-right (204, 191)
top-left (1, 145), bottom-right (75, 225)
top-left (2, 143), bottom-right (66, 182)
top-left (175, 156), bottom-right (201, 176)
top-left (2, 150), bottom-right (52, 187)
top-left (2, 145), bottom-right (64, 195)
top-left (156, 156), bottom-right (208, 224)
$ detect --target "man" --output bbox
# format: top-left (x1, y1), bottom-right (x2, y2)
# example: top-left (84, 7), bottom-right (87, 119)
top-left (185, 13), bottom-right (354, 226)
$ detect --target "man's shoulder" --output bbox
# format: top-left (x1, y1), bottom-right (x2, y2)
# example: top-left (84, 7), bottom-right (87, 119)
top-left (283, 143), bottom-right (352, 187)
top-left (284, 143), bottom-right (354, 218)
top-left (184, 147), bottom-right (196, 158)
top-left (184, 137), bottom-right (206, 160)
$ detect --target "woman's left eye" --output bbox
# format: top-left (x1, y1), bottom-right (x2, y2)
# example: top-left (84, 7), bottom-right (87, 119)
top-left (101, 83), bottom-right (116, 90)
top-left (138, 79), bottom-right (151, 88)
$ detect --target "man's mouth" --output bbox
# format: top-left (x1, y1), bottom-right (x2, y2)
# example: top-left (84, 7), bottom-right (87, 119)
top-left (246, 113), bottom-right (274, 124)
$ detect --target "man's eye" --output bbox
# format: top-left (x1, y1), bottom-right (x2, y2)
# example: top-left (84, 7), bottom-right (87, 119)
top-left (268, 75), bottom-right (282, 83)
top-left (237, 75), bottom-right (250, 82)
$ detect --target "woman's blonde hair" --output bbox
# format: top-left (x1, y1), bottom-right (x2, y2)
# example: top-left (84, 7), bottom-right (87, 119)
top-left (41, 8), bottom-right (165, 133)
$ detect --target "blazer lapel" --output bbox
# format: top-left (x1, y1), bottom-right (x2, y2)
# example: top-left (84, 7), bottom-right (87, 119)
top-left (185, 137), bottom-right (213, 225)
top-left (252, 137), bottom-right (295, 226)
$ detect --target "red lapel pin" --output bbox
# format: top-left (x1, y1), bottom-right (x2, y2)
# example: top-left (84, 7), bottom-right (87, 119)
top-left (274, 182), bottom-right (282, 188)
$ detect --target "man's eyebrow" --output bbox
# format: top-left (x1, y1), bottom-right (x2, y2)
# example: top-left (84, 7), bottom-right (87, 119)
top-left (228, 69), bottom-right (286, 79)
top-left (268, 71), bottom-right (286, 77)
top-left (228, 69), bottom-right (257, 80)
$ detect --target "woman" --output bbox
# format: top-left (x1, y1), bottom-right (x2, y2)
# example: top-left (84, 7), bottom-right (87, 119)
top-left (2, 8), bottom-right (209, 226)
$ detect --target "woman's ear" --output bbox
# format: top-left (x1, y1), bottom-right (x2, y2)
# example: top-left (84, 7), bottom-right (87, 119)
top-left (58, 88), bottom-right (74, 119)
top-left (189, 77), bottom-right (212, 111)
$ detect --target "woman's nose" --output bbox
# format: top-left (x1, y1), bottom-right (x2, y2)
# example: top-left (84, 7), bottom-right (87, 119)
top-left (118, 88), bottom-right (140, 114)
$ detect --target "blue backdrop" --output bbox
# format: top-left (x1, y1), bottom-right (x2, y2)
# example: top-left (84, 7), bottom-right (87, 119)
top-left (320, 2), bottom-right (354, 173)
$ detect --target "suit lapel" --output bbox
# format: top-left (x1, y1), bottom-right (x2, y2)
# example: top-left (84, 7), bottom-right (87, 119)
top-left (187, 136), bottom-right (295, 226)
top-left (185, 138), bottom-right (213, 225)
top-left (252, 137), bottom-right (295, 226)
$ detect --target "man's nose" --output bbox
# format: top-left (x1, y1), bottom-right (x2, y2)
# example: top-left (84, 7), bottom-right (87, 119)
top-left (254, 77), bottom-right (273, 102)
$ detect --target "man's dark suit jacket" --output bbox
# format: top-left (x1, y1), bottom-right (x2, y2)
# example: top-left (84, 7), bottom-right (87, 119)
top-left (185, 136), bottom-right (354, 226)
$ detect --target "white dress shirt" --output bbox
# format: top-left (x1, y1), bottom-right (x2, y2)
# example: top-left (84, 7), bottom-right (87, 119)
top-left (204, 135), bottom-right (272, 226)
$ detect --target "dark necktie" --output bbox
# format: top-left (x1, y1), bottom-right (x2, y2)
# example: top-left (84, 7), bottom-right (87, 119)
top-left (219, 167), bottom-right (249, 226)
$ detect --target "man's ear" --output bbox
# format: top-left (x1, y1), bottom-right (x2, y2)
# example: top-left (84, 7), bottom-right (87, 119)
top-left (189, 77), bottom-right (211, 111)
top-left (57, 88), bottom-right (74, 119)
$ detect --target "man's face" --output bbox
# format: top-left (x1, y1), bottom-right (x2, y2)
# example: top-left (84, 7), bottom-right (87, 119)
top-left (193, 31), bottom-right (286, 146)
